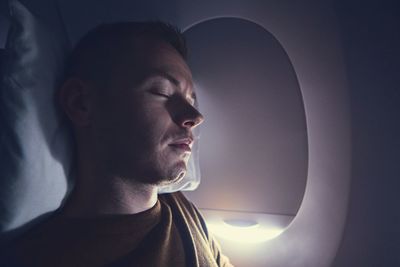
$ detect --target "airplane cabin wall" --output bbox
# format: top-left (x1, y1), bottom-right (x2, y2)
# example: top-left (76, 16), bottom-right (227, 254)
top-left (332, 1), bottom-right (400, 266)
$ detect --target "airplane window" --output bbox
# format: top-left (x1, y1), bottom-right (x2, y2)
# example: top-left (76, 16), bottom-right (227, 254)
top-left (183, 17), bottom-right (308, 241)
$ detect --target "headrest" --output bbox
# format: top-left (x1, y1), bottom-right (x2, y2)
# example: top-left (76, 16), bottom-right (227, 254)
top-left (0, 0), bottom-right (73, 236)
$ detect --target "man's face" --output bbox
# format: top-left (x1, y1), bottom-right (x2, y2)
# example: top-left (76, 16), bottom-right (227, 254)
top-left (90, 38), bottom-right (203, 185)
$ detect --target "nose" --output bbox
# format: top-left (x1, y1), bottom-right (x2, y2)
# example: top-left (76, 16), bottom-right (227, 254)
top-left (180, 105), bottom-right (204, 129)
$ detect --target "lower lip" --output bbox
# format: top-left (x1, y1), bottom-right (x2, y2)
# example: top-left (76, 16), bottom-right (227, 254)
top-left (169, 144), bottom-right (191, 153)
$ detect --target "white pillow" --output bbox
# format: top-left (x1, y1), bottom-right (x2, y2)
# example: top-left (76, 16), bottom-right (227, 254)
top-left (0, 0), bottom-right (73, 233)
top-left (0, 0), bottom-right (201, 235)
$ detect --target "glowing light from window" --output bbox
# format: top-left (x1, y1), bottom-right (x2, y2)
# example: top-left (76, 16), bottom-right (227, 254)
top-left (207, 219), bottom-right (285, 243)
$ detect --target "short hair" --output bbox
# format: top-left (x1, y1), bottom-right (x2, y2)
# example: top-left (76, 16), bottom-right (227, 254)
top-left (65, 21), bottom-right (187, 86)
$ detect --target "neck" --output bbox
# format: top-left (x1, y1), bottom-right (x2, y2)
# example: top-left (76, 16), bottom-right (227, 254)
top-left (62, 169), bottom-right (159, 218)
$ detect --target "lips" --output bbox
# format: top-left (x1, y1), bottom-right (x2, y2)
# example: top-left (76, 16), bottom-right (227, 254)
top-left (169, 137), bottom-right (193, 152)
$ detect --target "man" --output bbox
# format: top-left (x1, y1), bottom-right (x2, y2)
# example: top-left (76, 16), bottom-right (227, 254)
top-left (2, 21), bottom-right (232, 267)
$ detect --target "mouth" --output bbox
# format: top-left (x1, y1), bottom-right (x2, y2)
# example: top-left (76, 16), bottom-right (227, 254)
top-left (169, 137), bottom-right (193, 153)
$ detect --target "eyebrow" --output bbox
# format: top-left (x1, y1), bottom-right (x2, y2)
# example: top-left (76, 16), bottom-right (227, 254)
top-left (144, 70), bottom-right (197, 102)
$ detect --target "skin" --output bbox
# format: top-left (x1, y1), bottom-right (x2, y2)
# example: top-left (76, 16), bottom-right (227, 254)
top-left (58, 37), bottom-right (204, 217)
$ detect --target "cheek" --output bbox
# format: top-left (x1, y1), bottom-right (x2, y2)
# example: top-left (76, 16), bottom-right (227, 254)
top-left (126, 102), bottom-right (172, 148)
top-left (95, 93), bottom-right (173, 153)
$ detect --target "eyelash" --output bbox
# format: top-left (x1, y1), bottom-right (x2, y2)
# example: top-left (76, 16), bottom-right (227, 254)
top-left (150, 90), bottom-right (196, 106)
top-left (150, 91), bottom-right (170, 98)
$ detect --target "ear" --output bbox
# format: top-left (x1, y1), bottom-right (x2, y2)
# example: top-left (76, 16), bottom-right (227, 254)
top-left (58, 77), bottom-right (92, 127)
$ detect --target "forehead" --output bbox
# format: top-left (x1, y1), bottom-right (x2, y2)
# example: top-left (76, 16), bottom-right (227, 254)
top-left (120, 38), bottom-right (193, 90)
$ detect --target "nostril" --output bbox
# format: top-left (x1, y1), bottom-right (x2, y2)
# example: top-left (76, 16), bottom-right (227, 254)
top-left (184, 120), bottom-right (195, 127)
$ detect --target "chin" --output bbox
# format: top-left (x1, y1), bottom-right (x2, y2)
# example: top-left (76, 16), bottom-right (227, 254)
top-left (135, 158), bottom-right (187, 186)
top-left (158, 170), bottom-right (185, 186)
top-left (157, 162), bottom-right (187, 186)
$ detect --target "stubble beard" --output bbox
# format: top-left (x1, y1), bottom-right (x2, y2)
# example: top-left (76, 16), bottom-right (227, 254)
top-left (120, 151), bottom-right (188, 186)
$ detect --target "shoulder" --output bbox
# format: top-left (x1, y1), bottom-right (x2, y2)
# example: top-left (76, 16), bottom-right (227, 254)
top-left (159, 191), bottom-right (198, 215)
top-left (159, 191), bottom-right (209, 233)
top-left (158, 193), bottom-right (234, 266)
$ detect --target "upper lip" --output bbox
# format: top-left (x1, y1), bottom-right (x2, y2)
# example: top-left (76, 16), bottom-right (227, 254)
top-left (169, 137), bottom-right (194, 147)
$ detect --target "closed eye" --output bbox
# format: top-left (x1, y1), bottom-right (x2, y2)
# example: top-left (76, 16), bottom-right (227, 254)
top-left (149, 90), bottom-right (170, 98)
top-left (149, 89), bottom-right (195, 106)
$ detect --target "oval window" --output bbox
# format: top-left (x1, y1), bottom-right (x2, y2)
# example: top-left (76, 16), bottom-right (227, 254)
top-left (183, 17), bottom-right (308, 233)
